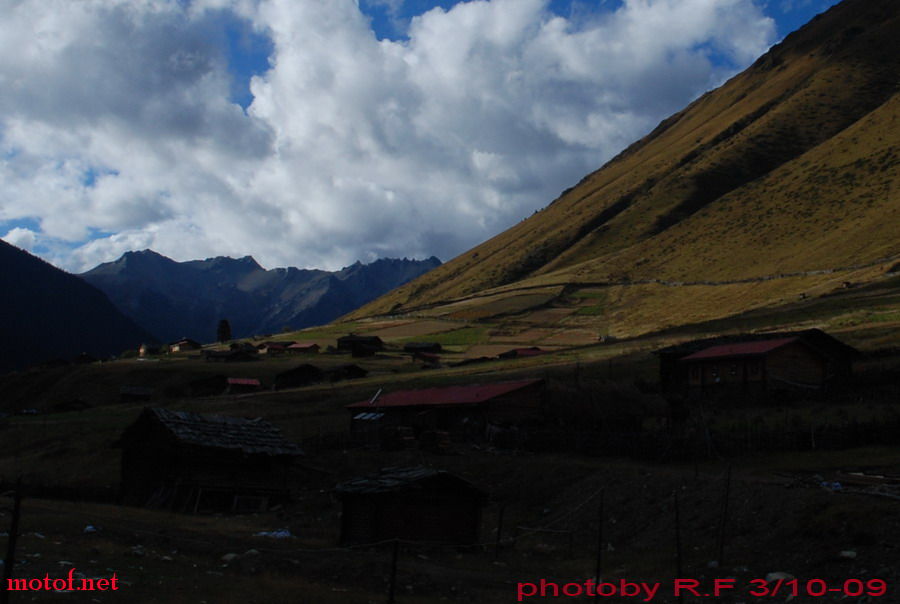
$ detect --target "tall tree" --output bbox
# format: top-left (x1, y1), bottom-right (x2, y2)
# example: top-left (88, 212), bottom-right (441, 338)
top-left (216, 319), bottom-right (232, 343)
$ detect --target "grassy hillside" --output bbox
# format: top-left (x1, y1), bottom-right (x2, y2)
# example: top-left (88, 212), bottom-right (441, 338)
top-left (349, 0), bottom-right (900, 337)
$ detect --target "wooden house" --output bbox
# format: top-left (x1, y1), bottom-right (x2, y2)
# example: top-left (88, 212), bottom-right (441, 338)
top-left (335, 467), bottom-right (487, 545)
top-left (287, 342), bottom-right (320, 355)
top-left (403, 342), bottom-right (443, 354)
top-left (323, 363), bottom-right (368, 383)
top-left (257, 341), bottom-right (294, 355)
top-left (203, 348), bottom-right (257, 362)
top-left (226, 377), bottom-right (262, 394)
top-left (346, 379), bottom-right (545, 442)
top-left (273, 364), bottom-right (324, 390)
top-left (138, 343), bottom-right (162, 358)
top-left (117, 408), bottom-right (303, 512)
top-left (169, 338), bottom-right (202, 353)
top-left (336, 334), bottom-right (384, 357)
top-left (658, 329), bottom-right (858, 397)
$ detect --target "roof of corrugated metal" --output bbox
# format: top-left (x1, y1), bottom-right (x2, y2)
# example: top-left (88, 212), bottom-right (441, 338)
top-left (681, 337), bottom-right (800, 361)
top-left (141, 407), bottom-right (302, 456)
top-left (346, 378), bottom-right (543, 409)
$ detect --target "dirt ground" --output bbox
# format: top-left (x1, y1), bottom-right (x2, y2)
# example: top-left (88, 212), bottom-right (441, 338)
top-left (4, 445), bottom-right (900, 604)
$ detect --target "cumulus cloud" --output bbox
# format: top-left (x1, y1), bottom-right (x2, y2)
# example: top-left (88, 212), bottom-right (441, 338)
top-left (0, 0), bottom-right (775, 273)
top-left (3, 227), bottom-right (39, 252)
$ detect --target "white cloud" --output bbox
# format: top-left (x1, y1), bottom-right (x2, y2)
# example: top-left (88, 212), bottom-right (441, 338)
top-left (2, 227), bottom-right (38, 252)
top-left (0, 0), bottom-right (775, 273)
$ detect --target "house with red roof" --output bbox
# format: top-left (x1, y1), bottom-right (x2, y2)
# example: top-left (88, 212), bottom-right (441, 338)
top-left (225, 377), bottom-right (262, 394)
top-left (657, 329), bottom-right (858, 397)
top-left (346, 379), bottom-right (545, 443)
top-left (286, 341), bottom-right (320, 354)
top-left (680, 336), bottom-right (844, 395)
top-left (257, 341), bottom-right (294, 355)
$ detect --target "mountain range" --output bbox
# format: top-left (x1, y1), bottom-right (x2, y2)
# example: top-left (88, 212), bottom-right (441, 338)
top-left (349, 0), bottom-right (900, 337)
top-left (80, 250), bottom-right (441, 343)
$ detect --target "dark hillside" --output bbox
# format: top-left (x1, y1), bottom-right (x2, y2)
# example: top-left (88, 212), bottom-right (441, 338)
top-left (0, 240), bottom-right (156, 372)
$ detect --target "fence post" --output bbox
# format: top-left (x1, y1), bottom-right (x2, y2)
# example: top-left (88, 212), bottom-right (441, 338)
top-left (716, 466), bottom-right (732, 568)
top-left (674, 491), bottom-right (684, 604)
top-left (2, 478), bottom-right (24, 604)
top-left (494, 504), bottom-right (506, 561)
top-left (594, 492), bottom-right (605, 599)
top-left (386, 538), bottom-right (400, 604)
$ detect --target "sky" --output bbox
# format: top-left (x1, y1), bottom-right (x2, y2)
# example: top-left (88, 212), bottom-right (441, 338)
top-left (0, 0), bottom-right (841, 273)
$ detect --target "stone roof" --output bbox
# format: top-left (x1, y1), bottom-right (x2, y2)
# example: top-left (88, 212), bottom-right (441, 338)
top-left (138, 407), bottom-right (303, 456)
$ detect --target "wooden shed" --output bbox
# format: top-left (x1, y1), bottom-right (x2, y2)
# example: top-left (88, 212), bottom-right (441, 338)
top-left (346, 379), bottom-right (545, 442)
top-left (203, 348), bottom-right (257, 362)
top-left (403, 342), bottom-right (443, 354)
top-left (335, 467), bottom-right (487, 545)
top-left (336, 334), bottom-right (384, 357)
top-left (323, 363), bottom-right (368, 383)
top-left (117, 408), bottom-right (303, 513)
top-left (226, 377), bottom-right (262, 394)
top-left (287, 342), bottom-right (320, 355)
top-left (273, 364), bottom-right (324, 390)
top-left (257, 341), bottom-right (295, 355)
top-left (169, 338), bottom-right (202, 353)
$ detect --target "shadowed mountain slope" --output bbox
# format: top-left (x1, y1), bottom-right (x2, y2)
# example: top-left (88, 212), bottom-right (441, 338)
top-left (352, 0), bottom-right (900, 329)
top-left (0, 240), bottom-right (156, 372)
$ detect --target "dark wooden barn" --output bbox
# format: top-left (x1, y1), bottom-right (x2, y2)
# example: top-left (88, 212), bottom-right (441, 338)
top-left (169, 338), bottom-right (202, 353)
top-left (226, 377), bottom-right (262, 394)
top-left (336, 334), bottom-right (384, 357)
top-left (117, 408), bottom-right (303, 513)
top-left (273, 364), bottom-right (324, 390)
top-left (287, 341), bottom-right (320, 354)
top-left (346, 379), bottom-right (545, 442)
top-left (203, 348), bottom-right (257, 362)
top-left (657, 329), bottom-right (858, 397)
top-left (335, 467), bottom-right (487, 545)
top-left (403, 342), bottom-right (443, 354)
top-left (257, 341), bottom-right (295, 355)
top-left (323, 363), bottom-right (368, 382)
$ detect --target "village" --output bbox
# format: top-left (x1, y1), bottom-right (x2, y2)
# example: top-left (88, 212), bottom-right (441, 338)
top-left (3, 314), bottom-right (900, 603)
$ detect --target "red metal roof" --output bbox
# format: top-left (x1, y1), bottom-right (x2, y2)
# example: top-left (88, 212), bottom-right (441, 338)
top-left (347, 379), bottom-right (543, 409)
top-left (681, 337), bottom-right (800, 361)
top-left (288, 342), bottom-right (319, 349)
top-left (227, 377), bottom-right (261, 386)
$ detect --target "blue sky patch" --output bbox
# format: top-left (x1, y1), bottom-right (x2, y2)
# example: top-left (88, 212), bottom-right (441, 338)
top-left (220, 14), bottom-right (273, 109)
